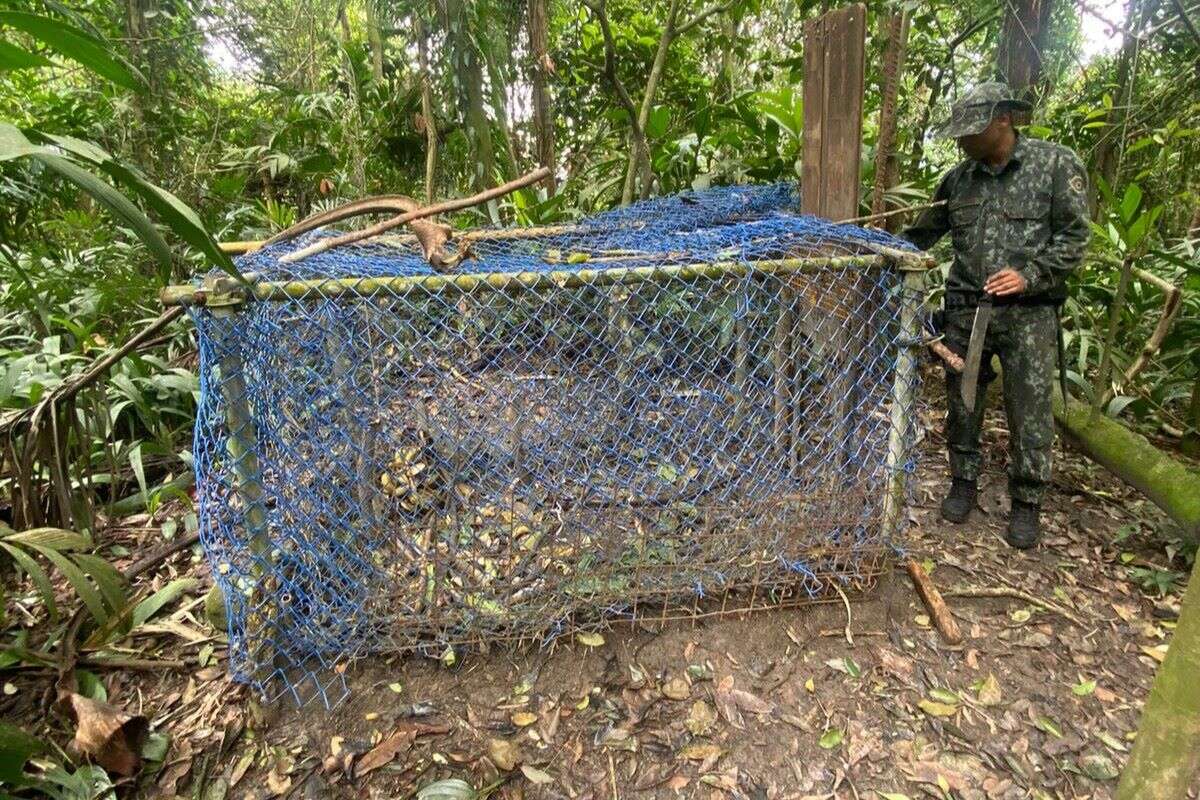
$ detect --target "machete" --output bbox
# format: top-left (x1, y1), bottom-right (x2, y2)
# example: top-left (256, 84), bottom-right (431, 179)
top-left (960, 294), bottom-right (994, 410)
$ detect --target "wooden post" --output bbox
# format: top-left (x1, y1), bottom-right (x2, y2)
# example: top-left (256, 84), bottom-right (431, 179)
top-left (773, 285), bottom-right (793, 461)
top-left (799, 4), bottom-right (868, 481)
top-left (732, 294), bottom-right (750, 434)
top-left (206, 279), bottom-right (275, 681)
top-left (880, 268), bottom-right (922, 541)
top-left (801, 4), bottom-right (866, 222)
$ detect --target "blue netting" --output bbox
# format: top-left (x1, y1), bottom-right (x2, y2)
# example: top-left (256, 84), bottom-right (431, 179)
top-left (186, 183), bottom-right (925, 706)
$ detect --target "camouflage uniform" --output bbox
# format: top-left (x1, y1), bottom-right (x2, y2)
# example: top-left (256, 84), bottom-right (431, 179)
top-left (903, 110), bottom-right (1090, 504)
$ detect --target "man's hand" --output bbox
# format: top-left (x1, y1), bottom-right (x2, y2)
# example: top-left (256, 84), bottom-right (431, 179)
top-left (984, 268), bottom-right (1027, 297)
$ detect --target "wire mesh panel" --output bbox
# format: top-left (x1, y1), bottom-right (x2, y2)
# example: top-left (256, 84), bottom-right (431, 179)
top-left (178, 184), bottom-right (926, 706)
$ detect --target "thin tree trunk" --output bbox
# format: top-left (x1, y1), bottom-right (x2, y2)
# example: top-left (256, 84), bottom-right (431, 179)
top-left (1183, 374), bottom-right (1200, 457)
top-left (994, 0), bottom-right (1057, 101)
top-left (418, 18), bottom-right (437, 205)
top-left (528, 0), bottom-right (556, 193)
top-left (1094, 0), bottom-right (1159, 216)
top-left (621, 0), bottom-right (683, 204)
top-left (716, 12), bottom-right (739, 101)
top-left (366, 1), bottom-right (385, 80)
top-left (123, 0), bottom-right (156, 176)
top-left (337, 3), bottom-right (367, 194)
top-left (870, 5), bottom-right (908, 232)
top-left (1115, 553), bottom-right (1200, 797)
top-left (445, 0), bottom-right (496, 197)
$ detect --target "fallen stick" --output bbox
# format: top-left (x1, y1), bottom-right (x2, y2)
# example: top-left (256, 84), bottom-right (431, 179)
top-left (280, 167), bottom-right (551, 264)
top-left (836, 199), bottom-right (946, 227)
top-left (905, 558), bottom-right (963, 644)
top-left (941, 584), bottom-right (1086, 628)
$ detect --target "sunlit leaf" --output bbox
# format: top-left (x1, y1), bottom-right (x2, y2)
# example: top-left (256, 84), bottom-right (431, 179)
top-left (0, 39), bottom-right (51, 71)
top-left (818, 728), bottom-right (843, 749)
top-left (0, 11), bottom-right (144, 90)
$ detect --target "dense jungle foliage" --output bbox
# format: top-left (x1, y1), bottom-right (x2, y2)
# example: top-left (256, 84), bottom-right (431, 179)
top-left (0, 0), bottom-right (1197, 534)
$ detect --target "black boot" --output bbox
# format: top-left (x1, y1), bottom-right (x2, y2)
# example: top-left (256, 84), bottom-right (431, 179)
top-left (1006, 501), bottom-right (1041, 549)
top-left (940, 478), bottom-right (977, 523)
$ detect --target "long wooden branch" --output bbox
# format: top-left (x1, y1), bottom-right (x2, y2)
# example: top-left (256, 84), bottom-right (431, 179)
top-left (674, 0), bottom-right (738, 36)
top-left (1099, 266), bottom-right (1184, 408)
top-left (1169, 0), bottom-right (1200, 46)
top-left (278, 167), bottom-right (551, 265)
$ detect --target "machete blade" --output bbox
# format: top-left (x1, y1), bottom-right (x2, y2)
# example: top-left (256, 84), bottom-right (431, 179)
top-left (960, 296), bottom-right (993, 410)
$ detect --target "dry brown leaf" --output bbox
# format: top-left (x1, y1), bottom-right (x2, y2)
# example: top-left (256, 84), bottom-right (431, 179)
top-left (661, 677), bottom-right (690, 701)
top-left (520, 765), bottom-right (554, 785)
top-left (58, 692), bottom-right (148, 777)
top-left (1112, 603), bottom-right (1138, 622)
top-left (633, 763), bottom-right (678, 791)
top-left (713, 676), bottom-right (744, 730)
top-left (679, 743), bottom-right (724, 762)
top-left (488, 738), bottom-right (521, 771)
top-left (977, 673), bottom-right (1003, 707)
top-left (354, 729), bottom-right (416, 779)
top-left (686, 700), bottom-right (717, 736)
top-left (665, 774), bottom-right (691, 791)
top-left (538, 705), bottom-right (561, 743)
top-left (729, 688), bottom-right (773, 716)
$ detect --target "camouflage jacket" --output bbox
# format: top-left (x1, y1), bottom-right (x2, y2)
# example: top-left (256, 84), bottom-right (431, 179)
top-left (902, 134), bottom-right (1091, 303)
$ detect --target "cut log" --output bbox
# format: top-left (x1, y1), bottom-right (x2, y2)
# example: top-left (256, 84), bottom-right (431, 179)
top-left (1116, 551), bottom-right (1200, 798)
top-left (1054, 393), bottom-right (1200, 544)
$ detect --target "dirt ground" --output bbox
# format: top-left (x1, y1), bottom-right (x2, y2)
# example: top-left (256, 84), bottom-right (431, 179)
top-left (4, 392), bottom-right (1197, 800)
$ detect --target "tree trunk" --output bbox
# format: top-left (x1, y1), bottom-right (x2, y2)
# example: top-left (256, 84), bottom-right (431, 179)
top-left (994, 0), bottom-right (1058, 100)
top-left (1115, 552), bottom-right (1200, 798)
top-left (716, 12), bottom-right (740, 101)
top-left (621, 0), bottom-right (684, 204)
top-left (1093, 0), bottom-right (1160, 216)
top-left (418, 18), bottom-right (438, 205)
top-left (366, 1), bottom-right (385, 81)
top-left (870, 5), bottom-right (909, 232)
top-left (1055, 394), bottom-right (1200, 543)
top-left (123, 0), bottom-right (157, 176)
top-left (1183, 374), bottom-right (1200, 458)
top-left (337, 3), bottom-right (367, 194)
top-left (528, 0), bottom-right (556, 193)
top-left (445, 0), bottom-right (496, 197)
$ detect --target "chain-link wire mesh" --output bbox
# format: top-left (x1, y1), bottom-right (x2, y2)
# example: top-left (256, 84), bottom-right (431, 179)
top-left (182, 184), bottom-right (927, 706)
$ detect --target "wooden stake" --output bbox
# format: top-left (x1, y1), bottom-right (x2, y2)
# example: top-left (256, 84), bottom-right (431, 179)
top-left (905, 558), bottom-right (962, 645)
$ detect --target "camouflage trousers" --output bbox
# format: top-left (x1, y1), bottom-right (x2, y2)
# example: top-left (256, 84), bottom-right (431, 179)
top-left (942, 303), bottom-right (1058, 504)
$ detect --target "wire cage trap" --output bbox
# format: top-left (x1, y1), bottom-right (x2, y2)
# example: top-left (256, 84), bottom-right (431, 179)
top-left (163, 184), bottom-right (930, 706)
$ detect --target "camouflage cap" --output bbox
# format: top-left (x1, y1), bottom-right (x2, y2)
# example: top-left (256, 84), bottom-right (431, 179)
top-left (936, 82), bottom-right (1032, 139)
